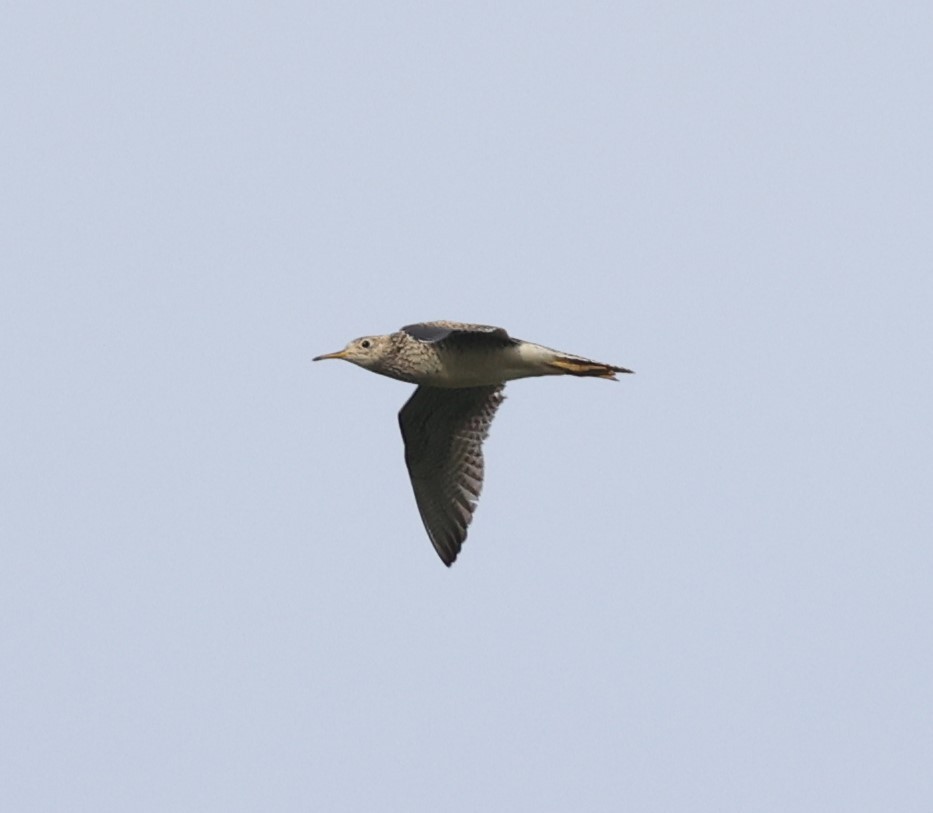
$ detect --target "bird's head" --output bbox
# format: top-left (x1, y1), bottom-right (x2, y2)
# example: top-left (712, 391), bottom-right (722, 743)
top-left (312, 334), bottom-right (392, 371)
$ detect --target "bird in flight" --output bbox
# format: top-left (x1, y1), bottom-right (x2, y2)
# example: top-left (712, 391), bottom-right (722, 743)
top-left (314, 321), bottom-right (633, 566)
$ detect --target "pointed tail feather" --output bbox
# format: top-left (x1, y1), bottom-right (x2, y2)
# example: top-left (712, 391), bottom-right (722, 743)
top-left (547, 357), bottom-right (634, 380)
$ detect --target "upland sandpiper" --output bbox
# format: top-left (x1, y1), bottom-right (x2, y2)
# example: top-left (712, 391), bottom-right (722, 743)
top-left (314, 321), bottom-right (633, 566)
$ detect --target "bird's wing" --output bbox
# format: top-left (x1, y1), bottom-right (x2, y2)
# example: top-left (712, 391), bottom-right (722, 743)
top-left (401, 322), bottom-right (517, 349)
top-left (398, 384), bottom-right (505, 566)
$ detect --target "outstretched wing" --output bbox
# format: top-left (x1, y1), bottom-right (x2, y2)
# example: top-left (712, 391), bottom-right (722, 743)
top-left (398, 384), bottom-right (505, 566)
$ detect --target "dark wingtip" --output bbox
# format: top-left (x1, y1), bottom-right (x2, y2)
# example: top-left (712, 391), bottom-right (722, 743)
top-left (429, 531), bottom-right (460, 567)
top-left (441, 542), bottom-right (459, 567)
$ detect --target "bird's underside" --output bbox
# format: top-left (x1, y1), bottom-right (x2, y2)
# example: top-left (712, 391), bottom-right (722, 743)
top-left (313, 320), bottom-right (632, 566)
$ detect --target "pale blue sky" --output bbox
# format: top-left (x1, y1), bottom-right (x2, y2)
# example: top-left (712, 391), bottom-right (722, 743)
top-left (3, 2), bottom-right (932, 811)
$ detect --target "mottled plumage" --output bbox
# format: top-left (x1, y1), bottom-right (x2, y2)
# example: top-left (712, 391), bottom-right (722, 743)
top-left (313, 321), bottom-right (632, 566)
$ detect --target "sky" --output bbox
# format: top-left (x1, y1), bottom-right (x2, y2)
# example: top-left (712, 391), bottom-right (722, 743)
top-left (2, 2), bottom-right (932, 810)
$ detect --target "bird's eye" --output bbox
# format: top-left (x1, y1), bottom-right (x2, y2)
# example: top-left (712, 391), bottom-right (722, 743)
top-left (360, 339), bottom-right (371, 349)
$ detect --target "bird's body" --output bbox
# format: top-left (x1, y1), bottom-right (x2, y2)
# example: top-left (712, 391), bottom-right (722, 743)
top-left (314, 321), bottom-right (632, 566)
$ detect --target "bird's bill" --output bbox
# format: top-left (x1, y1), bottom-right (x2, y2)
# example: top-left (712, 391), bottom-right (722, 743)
top-left (312, 349), bottom-right (349, 361)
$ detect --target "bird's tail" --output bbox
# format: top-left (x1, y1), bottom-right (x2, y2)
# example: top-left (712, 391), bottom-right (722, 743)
top-left (546, 356), bottom-right (634, 380)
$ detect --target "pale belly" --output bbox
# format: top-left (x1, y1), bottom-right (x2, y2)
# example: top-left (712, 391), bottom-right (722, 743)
top-left (419, 343), bottom-right (558, 388)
